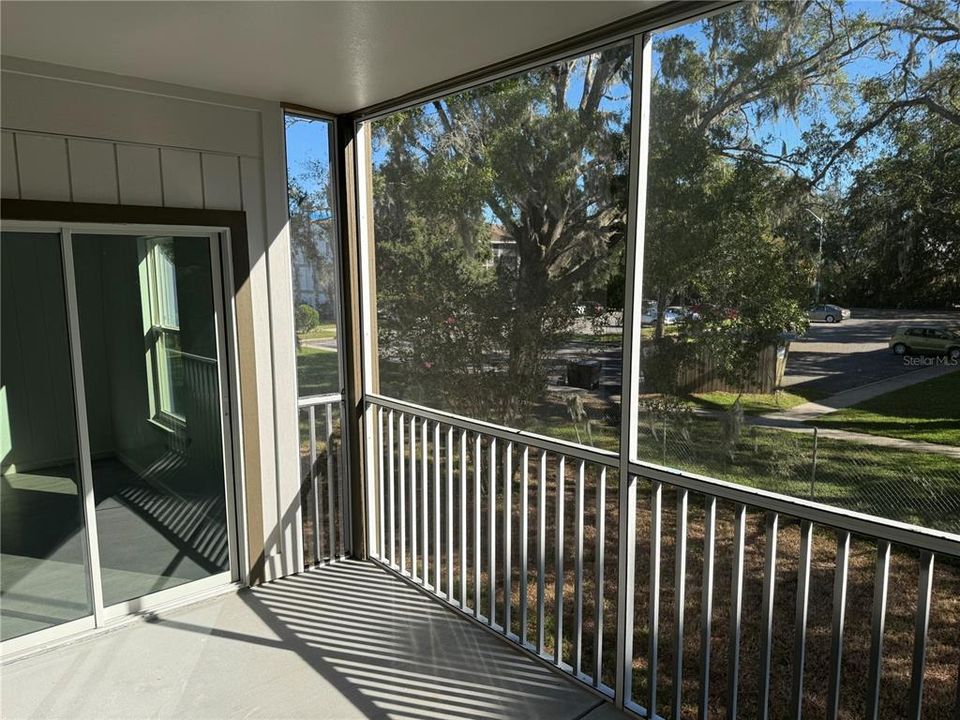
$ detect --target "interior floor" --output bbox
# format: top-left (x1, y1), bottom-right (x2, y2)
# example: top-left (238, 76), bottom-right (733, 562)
top-left (1, 457), bottom-right (228, 641)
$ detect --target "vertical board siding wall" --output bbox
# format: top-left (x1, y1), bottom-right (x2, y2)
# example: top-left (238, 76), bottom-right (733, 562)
top-left (1, 58), bottom-right (301, 584)
top-left (2, 130), bottom-right (244, 212)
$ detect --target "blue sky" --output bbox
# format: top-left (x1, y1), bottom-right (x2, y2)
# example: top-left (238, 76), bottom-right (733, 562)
top-left (284, 115), bottom-right (332, 198)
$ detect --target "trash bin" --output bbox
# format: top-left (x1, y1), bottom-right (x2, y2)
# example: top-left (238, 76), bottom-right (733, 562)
top-left (567, 359), bottom-right (601, 389)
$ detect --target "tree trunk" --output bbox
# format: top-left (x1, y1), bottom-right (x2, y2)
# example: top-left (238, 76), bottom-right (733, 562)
top-left (654, 286), bottom-right (668, 340)
top-left (506, 231), bottom-right (552, 422)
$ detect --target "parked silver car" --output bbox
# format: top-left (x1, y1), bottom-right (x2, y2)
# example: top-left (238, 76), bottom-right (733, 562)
top-left (639, 303), bottom-right (689, 326)
top-left (808, 304), bottom-right (850, 323)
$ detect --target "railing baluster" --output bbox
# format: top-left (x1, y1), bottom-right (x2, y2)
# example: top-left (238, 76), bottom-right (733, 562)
top-left (399, 414), bottom-right (406, 575)
top-left (573, 460), bottom-right (585, 677)
top-left (446, 425), bottom-right (454, 601)
top-left (759, 512), bottom-right (779, 720)
top-left (489, 437), bottom-right (497, 626)
top-left (520, 446), bottom-right (530, 645)
top-left (309, 404), bottom-right (320, 563)
top-left (728, 503), bottom-right (746, 720)
top-left (378, 407), bottom-right (386, 560)
top-left (389, 410), bottom-right (396, 567)
top-left (908, 551), bottom-right (935, 720)
top-left (337, 403), bottom-right (349, 557)
top-left (474, 433), bottom-right (482, 618)
top-left (410, 415), bottom-right (418, 580)
top-left (537, 449), bottom-right (547, 656)
top-left (827, 531), bottom-right (850, 720)
top-left (326, 403), bottom-right (336, 559)
top-left (460, 430), bottom-right (468, 607)
top-left (422, 418), bottom-right (429, 586)
top-left (593, 467), bottom-right (606, 688)
top-left (649, 480), bottom-right (662, 716)
top-left (434, 421), bottom-right (442, 595)
top-left (504, 442), bottom-right (514, 637)
top-left (791, 520), bottom-right (814, 719)
top-left (672, 488), bottom-right (689, 719)
top-left (487, 438), bottom-right (497, 627)
top-left (866, 540), bottom-right (891, 720)
top-left (555, 455), bottom-right (566, 666)
top-left (699, 495), bottom-right (716, 720)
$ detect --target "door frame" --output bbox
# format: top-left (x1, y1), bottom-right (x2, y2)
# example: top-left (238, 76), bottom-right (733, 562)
top-left (1, 201), bottom-right (259, 656)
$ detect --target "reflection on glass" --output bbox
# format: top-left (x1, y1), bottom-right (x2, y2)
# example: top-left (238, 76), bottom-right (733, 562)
top-left (368, 43), bottom-right (633, 449)
top-left (72, 234), bottom-right (229, 606)
top-left (285, 114), bottom-right (340, 397)
top-left (636, 1), bottom-right (960, 533)
top-left (1, 231), bottom-right (92, 640)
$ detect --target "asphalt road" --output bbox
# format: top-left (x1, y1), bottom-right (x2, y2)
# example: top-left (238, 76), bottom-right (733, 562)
top-left (781, 309), bottom-right (960, 396)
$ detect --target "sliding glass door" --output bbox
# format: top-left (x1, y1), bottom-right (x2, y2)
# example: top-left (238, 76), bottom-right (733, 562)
top-left (1, 224), bottom-right (236, 649)
top-left (1, 231), bottom-right (93, 642)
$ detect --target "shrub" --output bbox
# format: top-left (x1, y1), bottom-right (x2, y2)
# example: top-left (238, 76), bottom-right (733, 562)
top-left (295, 303), bottom-right (320, 333)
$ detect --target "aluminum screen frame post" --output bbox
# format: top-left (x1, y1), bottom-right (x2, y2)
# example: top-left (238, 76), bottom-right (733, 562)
top-left (615, 31), bottom-right (652, 710)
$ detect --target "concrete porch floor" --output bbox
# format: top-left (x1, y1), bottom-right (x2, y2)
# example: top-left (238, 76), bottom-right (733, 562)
top-left (2, 559), bottom-right (628, 720)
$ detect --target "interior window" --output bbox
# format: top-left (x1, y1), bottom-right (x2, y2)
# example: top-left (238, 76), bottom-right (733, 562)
top-left (140, 236), bottom-right (185, 423)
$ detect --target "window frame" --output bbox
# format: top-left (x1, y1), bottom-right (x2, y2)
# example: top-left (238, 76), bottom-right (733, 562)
top-left (139, 236), bottom-right (186, 428)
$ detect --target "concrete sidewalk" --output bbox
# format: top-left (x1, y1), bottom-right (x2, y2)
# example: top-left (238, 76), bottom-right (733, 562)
top-left (749, 416), bottom-right (960, 459)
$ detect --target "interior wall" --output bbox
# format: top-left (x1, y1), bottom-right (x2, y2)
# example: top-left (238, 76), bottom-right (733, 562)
top-left (0, 233), bottom-right (81, 471)
top-left (1, 56), bottom-right (304, 583)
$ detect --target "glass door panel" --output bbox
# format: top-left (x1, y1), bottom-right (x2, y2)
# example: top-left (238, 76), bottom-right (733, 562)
top-left (71, 233), bottom-right (229, 607)
top-left (1, 231), bottom-right (92, 640)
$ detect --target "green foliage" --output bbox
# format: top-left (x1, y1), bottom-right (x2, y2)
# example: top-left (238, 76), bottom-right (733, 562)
top-left (371, 0), bottom-right (960, 427)
top-left (295, 303), bottom-right (320, 333)
top-left (828, 115), bottom-right (960, 307)
top-left (373, 44), bottom-right (632, 424)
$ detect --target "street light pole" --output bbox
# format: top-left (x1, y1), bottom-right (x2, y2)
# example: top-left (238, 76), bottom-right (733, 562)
top-left (805, 208), bottom-right (825, 305)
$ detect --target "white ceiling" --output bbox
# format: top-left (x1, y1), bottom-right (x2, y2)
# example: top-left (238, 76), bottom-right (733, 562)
top-left (0, 1), bottom-right (657, 114)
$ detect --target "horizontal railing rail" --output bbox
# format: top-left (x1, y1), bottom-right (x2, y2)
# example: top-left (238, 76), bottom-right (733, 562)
top-left (364, 395), bottom-right (960, 720)
top-left (629, 460), bottom-right (960, 559)
top-left (368, 393), bottom-right (619, 468)
top-left (297, 392), bottom-right (343, 408)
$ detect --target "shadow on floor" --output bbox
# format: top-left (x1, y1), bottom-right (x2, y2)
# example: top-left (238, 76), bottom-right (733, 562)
top-left (163, 559), bottom-right (602, 719)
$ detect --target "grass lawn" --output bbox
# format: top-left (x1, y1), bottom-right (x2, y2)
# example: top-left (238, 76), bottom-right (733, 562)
top-left (639, 325), bottom-right (680, 339)
top-left (810, 370), bottom-right (960, 446)
top-left (634, 411), bottom-right (960, 532)
top-left (297, 346), bottom-right (340, 396)
top-left (689, 389), bottom-right (817, 415)
top-left (298, 323), bottom-right (337, 341)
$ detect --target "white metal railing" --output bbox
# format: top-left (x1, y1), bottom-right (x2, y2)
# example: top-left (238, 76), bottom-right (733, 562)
top-left (299, 394), bottom-right (350, 564)
top-left (179, 352), bottom-right (221, 472)
top-left (364, 394), bottom-right (960, 719)
top-left (622, 462), bottom-right (960, 720)
top-left (367, 395), bottom-right (617, 691)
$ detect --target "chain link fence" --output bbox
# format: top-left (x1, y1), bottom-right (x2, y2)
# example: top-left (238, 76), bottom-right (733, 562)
top-left (635, 409), bottom-right (960, 534)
